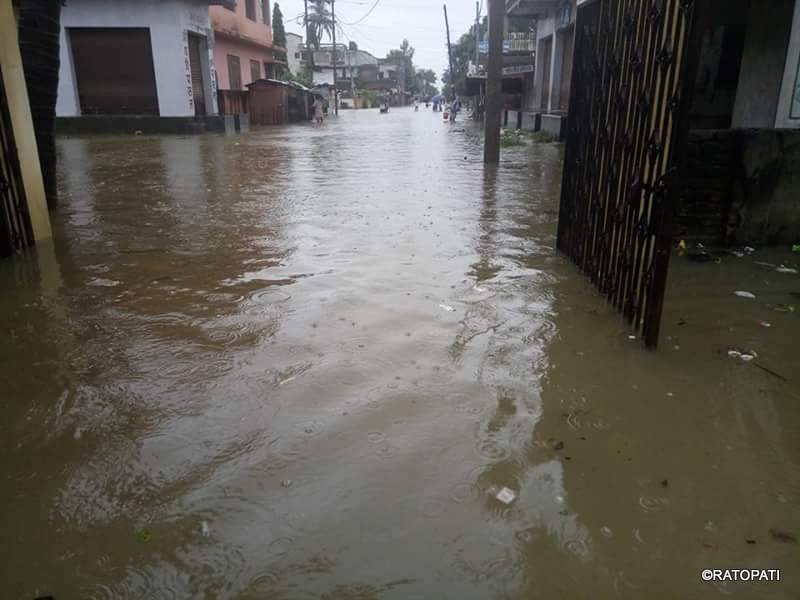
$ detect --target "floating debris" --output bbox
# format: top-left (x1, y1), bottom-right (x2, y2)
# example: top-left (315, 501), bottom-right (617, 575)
top-left (661, 479), bottom-right (669, 488)
top-left (439, 304), bottom-right (456, 312)
top-left (758, 320), bottom-right (772, 328)
top-left (281, 479), bottom-right (293, 488)
top-left (136, 529), bottom-right (153, 543)
top-left (201, 520), bottom-right (211, 538)
top-left (769, 528), bottom-right (796, 544)
top-left (553, 441), bottom-right (565, 451)
top-left (495, 487), bottom-right (517, 505)
top-left (600, 526), bottom-right (613, 537)
top-left (735, 291), bottom-right (756, 299)
top-left (776, 266), bottom-right (798, 274)
top-left (746, 539), bottom-right (757, 545)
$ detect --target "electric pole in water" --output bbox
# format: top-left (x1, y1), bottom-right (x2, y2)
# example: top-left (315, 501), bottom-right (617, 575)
top-left (304, 0), bottom-right (313, 71)
top-left (332, 0), bottom-right (338, 115)
top-left (443, 4), bottom-right (455, 103)
top-left (484, 0), bottom-right (503, 163)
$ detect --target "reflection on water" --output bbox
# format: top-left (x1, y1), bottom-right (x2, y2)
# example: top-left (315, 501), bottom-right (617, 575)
top-left (1, 109), bottom-right (798, 599)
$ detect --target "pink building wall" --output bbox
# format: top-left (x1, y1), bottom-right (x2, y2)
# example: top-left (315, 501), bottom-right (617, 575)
top-left (210, 1), bottom-right (277, 90)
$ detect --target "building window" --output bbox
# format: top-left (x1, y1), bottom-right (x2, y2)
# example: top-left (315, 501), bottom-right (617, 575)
top-left (250, 59), bottom-right (261, 82)
top-left (560, 1), bottom-right (573, 26)
top-left (264, 62), bottom-right (272, 79)
top-left (245, 0), bottom-right (256, 21)
top-left (295, 52), bottom-right (301, 59)
top-left (262, 0), bottom-right (270, 25)
top-left (227, 54), bottom-right (242, 90)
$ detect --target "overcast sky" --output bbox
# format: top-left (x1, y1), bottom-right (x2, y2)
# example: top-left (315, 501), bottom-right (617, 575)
top-left (275, 0), bottom-right (482, 80)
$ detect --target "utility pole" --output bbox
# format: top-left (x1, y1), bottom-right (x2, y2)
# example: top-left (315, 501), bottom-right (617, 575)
top-left (475, 1), bottom-right (480, 67)
top-left (332, 0), bottom-right (338, 115)
top-left (349, 49), bottom-right (357, 109)
top-left (304, 0), bottom-right (314, 72)
top-left (443, 4), bottom-right (455, 103)
top-left (484, 0), bottom-right (503, 163)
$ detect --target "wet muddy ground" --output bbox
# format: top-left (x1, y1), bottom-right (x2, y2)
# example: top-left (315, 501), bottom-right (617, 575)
top-left (1, 108), bottom-right (799, 599)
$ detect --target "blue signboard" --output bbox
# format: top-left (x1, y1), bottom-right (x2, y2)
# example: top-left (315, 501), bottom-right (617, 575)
top-left (478, 41), bottom-right (511, 54)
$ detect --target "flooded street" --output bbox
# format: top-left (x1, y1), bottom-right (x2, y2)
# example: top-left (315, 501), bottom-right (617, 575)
top-left (2, 108), bottom-right (799, 599)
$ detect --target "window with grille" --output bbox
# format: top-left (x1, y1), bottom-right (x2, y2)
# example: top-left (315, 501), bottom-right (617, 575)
top-left (227, 55), bottom-right (242, 90)
top-left (245, 0), bottom-right (256, 21)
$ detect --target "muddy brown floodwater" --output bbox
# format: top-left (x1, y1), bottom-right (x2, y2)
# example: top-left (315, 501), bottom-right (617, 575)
top-left (1, 108), bottom-right (799, 599)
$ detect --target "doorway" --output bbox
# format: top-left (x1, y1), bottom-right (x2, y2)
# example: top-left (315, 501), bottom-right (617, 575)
top-left (188, 33), bottom-right (207, 116)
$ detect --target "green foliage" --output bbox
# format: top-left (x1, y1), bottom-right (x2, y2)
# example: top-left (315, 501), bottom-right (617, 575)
top-left (272, 3), bottom-right (287, 48)
top-left (444, 16), bottom-right (488, 98)
top-left (416, 68), bottom-right (438, 97)
top-left (306, 0), bottom-right (332, 50)
top-left (386, 39), bottom-right (418, 93)
top-left (272, 2), bottom-right (287, 74)
top-left (279, 68), bottom-right (313, 88)
top-left (356, 89), bottom-right (379, 108)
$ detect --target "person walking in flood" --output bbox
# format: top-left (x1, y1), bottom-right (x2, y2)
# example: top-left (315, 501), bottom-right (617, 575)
top-left (313, 95), bottom-right (325, 126)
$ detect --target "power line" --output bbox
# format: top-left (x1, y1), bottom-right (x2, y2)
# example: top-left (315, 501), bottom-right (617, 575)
top-left (341, 0), bottom-right (382, 25)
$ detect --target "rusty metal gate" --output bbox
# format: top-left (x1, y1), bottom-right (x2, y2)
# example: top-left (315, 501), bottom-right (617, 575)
top-left (0, 69), bottom-right (34, 258)
top-left (557, 0), bottom-right (698, 347)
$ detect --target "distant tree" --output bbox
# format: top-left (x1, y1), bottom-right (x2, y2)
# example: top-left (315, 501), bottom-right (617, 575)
top-left (279, 68), bottom-right (313, 88)
top-left (272, 3), bottom-right (287, 75)
top-left (307, 0), bottom-right (332, 50)
top-left (447, 16), bottom-right (488, 97)
top-left (386, 39), bottom-right (417, 93)
top-left (273, 3), bottom-right (287, 48)
top-left (416, 68), bottom-right (438, 97)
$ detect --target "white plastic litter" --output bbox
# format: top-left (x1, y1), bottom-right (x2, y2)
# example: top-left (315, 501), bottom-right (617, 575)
top-left (201, 521), bottom-right (210, 538)
top-left (735, 291), bottom-right (756, 299)
top-left (776, 266), bottom-right (798, 274)
top-left (495, 487), bottom-right (517, 505)
top-left (439, 304), bottom-right (456, 312)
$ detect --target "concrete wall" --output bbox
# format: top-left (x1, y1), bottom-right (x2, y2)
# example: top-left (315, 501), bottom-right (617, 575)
top-left (215, 36), bottom-right (273, 89)
top-left (776, 0), bottom-right (800, 128)
top-left (0, 0), bottom-right (51, 241)
top-left (738, 130), bottom-right (800, 243)
top-left (209, 0), bottom-right (272, 47)
top-left (681, 129), bottom-right (800, 245)
top-left (211, 0), bottom-right (275, 90)
top-left (57, 0), bottom-right (217, 117)
top-left (732, 0), bottom-right (794, 128)
top-left (286, 32), bottom-right (303, 74)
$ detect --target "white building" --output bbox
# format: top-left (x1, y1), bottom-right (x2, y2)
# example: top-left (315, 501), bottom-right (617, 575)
top-left (286, 32), bottom-right (303, 75)
top-left (57, 0), bottom-right (226, 130)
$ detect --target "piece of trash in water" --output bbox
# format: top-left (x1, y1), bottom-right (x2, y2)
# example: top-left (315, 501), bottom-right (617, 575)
top-left (776, 265), bottom-right (798, 274)
top-left (439, 304), bottom-right (456, 312)
top-left (600, 526), bottom-right (613, 537)
top-left (728, 349), bottom-right (757, 361)
top-left (678, 318), bottom-right (687, 326)
top-left (495, 487), bottom-right (517, 505)
top-left (792, 244), bottom-right (800, 253)
top-left (281, 479), bottom-right (293, 488)
top-left (735, 291), bottom-right (756, 299)
top-left (136, 529), bottom-right (153, 542)
top-left (473, 285), bottom-right (487, 293)
top-left (769, 528), bottom-right (797, 544)
top-left (553, 441), bottom-right (565, 451)
top-left (758, 320), bottom-right (772, 328)
top-left (201, 520), bottom-right (211, 538)
top-left (746, 539), bottom-right (757, 545)
top-left (661, 479), bottom-right (669, 488)
top-left (628, 335), bottom-right (637, 340)
top-left (678, 240), bottom-right (687, 255)
top-left (773, 304), bottom-right (795, 313)
top-left (704, 521), bottom-right (714, 532)
top-left (743, 246), bottom-right (756, 254)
